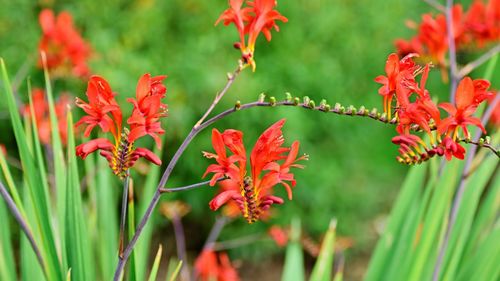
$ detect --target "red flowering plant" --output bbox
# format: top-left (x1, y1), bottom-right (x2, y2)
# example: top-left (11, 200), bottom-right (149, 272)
top-left (38, 9), bottom-right (91, 79)
top-left (375, 53), bottom-right (495, 164)
top-left (202, 119), bottom-right (307, 223)
top-left (22, 88), bottom-right (71, 145)
top-left (75, 74), bottom-right (166, 178)
top-left (395, 0), bottom-right (500, 80)
top-left (216, 0), bottom-right (288, 71)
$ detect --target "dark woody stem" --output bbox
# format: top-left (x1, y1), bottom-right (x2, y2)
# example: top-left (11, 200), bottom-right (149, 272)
top-left (0, 181), bottom-right (47, 277)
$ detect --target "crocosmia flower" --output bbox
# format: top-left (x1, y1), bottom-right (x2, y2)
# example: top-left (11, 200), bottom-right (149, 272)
top-left (203, 119), bottom-right (307, 223)
top-left (194, 249), bottom-right (240, 281)
top-left (216, 0), bottom-right (288, 71)
top-left (75, 74), bottom-right (166, 178)
top-left (38, 9), bottom-right (91, 78)
top-left (23, 88), bottom-right (71, 145)
top-left (438, 77), bottom-right (493, 139)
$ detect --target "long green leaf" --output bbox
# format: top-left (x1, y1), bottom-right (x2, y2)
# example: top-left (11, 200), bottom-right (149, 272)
top-left (129, 178), bottom-right (138, 281)
top-left (0, 190), bottom-right (17, 281)
top-left (167, 260), bottom-right (183, 281)
top-left (65, 110), bottom-right (94, 281)
top-left (282, 218), bottom-right (305, 281)
top-left (440, 155), bottom-right (498, 281)
top-left (147, 245), bottom-right (163, 281)
top-left (309, 219), bottom-right (336, 281)
top-left (365, 163), bottom-right (428, 280)
top-left (1, 58), bottom-right (62, 281)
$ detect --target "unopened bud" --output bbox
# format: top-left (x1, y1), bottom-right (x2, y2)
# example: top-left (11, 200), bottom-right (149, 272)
top-left (308, 100), bottom-right (316, 108)
top-left (270, 96), bottom-right (277, 106)
top-left (479, 138), bottom-right (485, 146)
top-left (324, 104), bottom-right (331, 112)
top-left (235, 100), bottom-right (241, 110)
top-left (285, 92), bottom-right (292, 102)
top-left (380, 112), bottom-right (388, 122)
top-left (370, 108), bottom-right (378, 117)
top-left (347, 105), bottom-right (356, 115)
top-left (303, 96), bottom-right (310, 106)
top-left (334, 103), bottom-right (341, 113)
top-left (258, 93), bottom-right (266, 103)
top-left (227, 72), bottom-right (234, 80)
top-left (358, 106), bottom-right (367, 115)
top-left (293, 97), bottom-right (300, 106)
top-left (485, 136), bottom-right (491, 144)
top-left (319, 99), bottom-right (327, 108)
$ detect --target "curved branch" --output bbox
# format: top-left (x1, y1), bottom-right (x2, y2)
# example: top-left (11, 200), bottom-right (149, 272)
top-left (0, 181), bottom-right (46, 276)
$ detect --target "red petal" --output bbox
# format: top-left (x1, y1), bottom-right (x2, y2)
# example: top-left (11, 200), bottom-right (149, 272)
top-left (133, 147), bottom-right (162, 165)
top-left (209, 190), bottom-right (239, 211)
top-left (455, 77), bottom-right (475, 110)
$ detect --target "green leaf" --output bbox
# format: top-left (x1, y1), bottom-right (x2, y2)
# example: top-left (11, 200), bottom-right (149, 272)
top-left (166, 259), bottom-right (183, 281)
top-left (128, 177), bottom-right (138, 281)
top-left (282, 218), bottom-right (305, 281)
top-left (65, 110), bottom-right (94, 281)
top-left (147, 245), bottom-right (163, 281)
top-left (1, 58), bottom-right (62, 281)
top-left (365, 163), bottom-right (428, 281)
top-left (309, 219), bottom-right (336, 281)
top-left (0, 190), bottom-right (17, 281)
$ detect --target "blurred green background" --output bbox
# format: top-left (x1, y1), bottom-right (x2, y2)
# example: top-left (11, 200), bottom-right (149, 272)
top-left (1, 0), bottom-right (497, 280)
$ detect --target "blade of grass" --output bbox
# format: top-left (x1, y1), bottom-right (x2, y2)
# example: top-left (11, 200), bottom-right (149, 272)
top-left (461, 166), bottom-right (499, 259)
top-left (167, 260), bottom-right (183, 281)
top-left (65, 110), bottom-right (94, 281)
top-left (135, 139), bottom-right (164, 280)
top-left (1, 58), bottom-right (62, 281)
top-left (41, 53), bottom-right (68, 269)
top-left (440, 155), bottom-right (498, 281)
top-left (365, 163), bottom-right (428, 280)
top-left (95, 154), bottom-right (118, 280)
top-left (128, 178), bottom-right (138, 281)
top-left (309, 219), bottom-right (337, 281)
top-left (282, 218), bottom-right (305, 281)
top-left (147, 245), bottom-right (163, 281)
top-left (0, 190), bottom-right (17, 281)
top-left (406, 160), bottom-right (462, 281)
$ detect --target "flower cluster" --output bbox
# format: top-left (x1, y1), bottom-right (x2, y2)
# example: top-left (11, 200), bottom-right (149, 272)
top-left (216, 0), bottom-right (288, 71)
top-left (203, 119), bottom-right (307, 223)
top-left (23, 88), bottom-right (71, 145)
top-left (38, 9), bottom-right (91, 78)
top-left (375, 53), bottom-right (494, 164)
top-left (395, 0), bottom-right (500, 72)
top-left (194, 249), bottom-right (240, 281)
top-left (75, 74), bottom-right (167, 178)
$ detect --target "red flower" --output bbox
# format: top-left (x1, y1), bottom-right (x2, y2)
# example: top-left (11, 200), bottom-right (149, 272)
top-left (216, 0), bottom-right (288, 71)
top-left (203, 119), bottom-right (307, 223)
top-left (126, 74), bottom-right (168, 148)
top-left (23, 88), bottom-right (70, 145)
top-left (0, 144), bottom-right (6, 156)
top-left (75, 74), bottom-right (166, 178)
top-left (438, 77), bottom-right (491, 139)
top-left (374, 53), bottom-right (419, 118)
top-left (38, 9), bottom-right (91, 78)
top-left (194, 250), bottom-right (240, 281)
top-left (440, 137), bottom-right (466, 160)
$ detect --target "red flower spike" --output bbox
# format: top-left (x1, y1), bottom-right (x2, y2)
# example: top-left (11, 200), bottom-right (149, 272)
top-left (216, 0), bottom-right (287, 71)
top-left (38, 9), bottom-right (91, 78)
top-left (194, 249), bottom-right (240, 281)
top-left (75, 74), bottom-right (166, 178)
top-left (438, 77), bottom-right (490, 139)
top-left (127, 74), bottom-right (168, 148)
top-left (23, 88), bottom-right (70, 145)
top-left (203, 119), bottom-right (307, 223)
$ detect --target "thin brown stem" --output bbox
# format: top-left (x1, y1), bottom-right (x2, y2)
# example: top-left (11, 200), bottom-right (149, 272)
top-left (0, 180), bottom-right (46, 276)
top-left (457, 44), bottom-right (500, 78)
top-left (195, 64), bottom-right (243, 128)
top-left (446, 0), bottom-right (459, 101)
top-left (212, 233), bottom-right (263, 251)
top-left (203, 216), bottom-right (230, 250)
